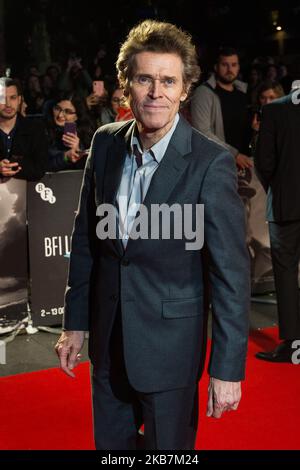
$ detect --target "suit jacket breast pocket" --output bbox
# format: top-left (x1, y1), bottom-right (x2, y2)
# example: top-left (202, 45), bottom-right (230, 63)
top-left (162, 296), bottom-right (203, 319)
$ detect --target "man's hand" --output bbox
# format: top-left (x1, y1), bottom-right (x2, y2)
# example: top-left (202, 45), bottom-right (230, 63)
top-left (235, 153), bottom-right (253, 169)
top-left (55, 331), bottom-right (85, 378)
top-left (207, 377), bottom-right (241, 419)
top-left (0, 159), bottom-right (21, 177)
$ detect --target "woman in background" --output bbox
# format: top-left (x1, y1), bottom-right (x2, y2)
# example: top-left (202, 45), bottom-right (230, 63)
top-left (250, 80), bottom-right (285, 154)
top-left (46, 94), bottom-right (95, 172)
top-left (86, 85), bottom-right (133, 127)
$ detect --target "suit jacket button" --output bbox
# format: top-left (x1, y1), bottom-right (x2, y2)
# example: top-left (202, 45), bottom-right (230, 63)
top-left (121, 258), bottom-right (130, 266)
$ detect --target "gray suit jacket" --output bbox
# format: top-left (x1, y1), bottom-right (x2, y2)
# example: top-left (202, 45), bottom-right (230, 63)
top-left (64, 116), bottom-right (250, 393)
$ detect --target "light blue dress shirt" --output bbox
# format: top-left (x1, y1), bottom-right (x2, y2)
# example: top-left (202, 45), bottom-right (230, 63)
top-left (116, 113), bottom-right (179, 248)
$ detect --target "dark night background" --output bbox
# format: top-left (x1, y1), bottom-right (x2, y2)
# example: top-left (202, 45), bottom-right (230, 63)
top-left (1, 0), bottom-right (300, 79)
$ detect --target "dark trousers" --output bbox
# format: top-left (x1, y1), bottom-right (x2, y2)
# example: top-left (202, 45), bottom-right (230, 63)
top-left (269, 220), bottom-right (300, 339)
top-left (91, 308), bottom-right (199, 450)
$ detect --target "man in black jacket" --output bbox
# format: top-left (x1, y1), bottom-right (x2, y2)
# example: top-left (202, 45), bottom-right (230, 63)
top-left (0, 77), bottom-right (47, 181)
top-left (255, 83), bottom-right (300, 362)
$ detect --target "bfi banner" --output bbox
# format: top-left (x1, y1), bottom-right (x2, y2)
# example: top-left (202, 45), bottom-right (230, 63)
top-left (0, 178), bottom-right (28, 329)
top-left (27, 171), bottom-right (83, 326)
top-left (26, 168), bottom-right (277, 327)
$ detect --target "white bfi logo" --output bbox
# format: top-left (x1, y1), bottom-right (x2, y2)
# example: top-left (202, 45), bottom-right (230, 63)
top-left (35, 183), bottom-right (56, 204)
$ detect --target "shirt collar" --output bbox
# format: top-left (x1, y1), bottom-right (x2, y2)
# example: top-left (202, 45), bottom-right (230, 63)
top-left (130, 113), bottom-right (180, 164)
top-left (0, 115), bottom-right (19, 137)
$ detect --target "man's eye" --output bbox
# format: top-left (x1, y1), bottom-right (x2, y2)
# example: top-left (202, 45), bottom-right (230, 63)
top-left (164, 78), bottom-right (175, 86)
top-left (138, 76), bottom-right (152, 84)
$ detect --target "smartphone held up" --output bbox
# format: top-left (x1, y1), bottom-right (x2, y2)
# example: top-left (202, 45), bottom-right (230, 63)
top-left (63, 122), bottom-right (77, 136)
top-left (93, 81), bottom-right (105, 97)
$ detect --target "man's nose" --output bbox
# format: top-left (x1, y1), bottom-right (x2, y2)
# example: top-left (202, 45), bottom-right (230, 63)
top-left (149, 79), bottom-right (163, 98)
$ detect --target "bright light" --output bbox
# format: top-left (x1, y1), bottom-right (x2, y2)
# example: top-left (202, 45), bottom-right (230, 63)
top-left (276, 26), bottom-right (282, 31)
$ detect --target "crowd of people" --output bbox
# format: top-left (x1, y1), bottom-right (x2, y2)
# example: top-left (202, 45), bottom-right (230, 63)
top-left (0, 42), bottom-right (295, 182)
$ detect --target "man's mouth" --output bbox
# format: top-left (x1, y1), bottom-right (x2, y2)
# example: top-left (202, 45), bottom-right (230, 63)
top-left (143, 104), bottom-right (167, 110)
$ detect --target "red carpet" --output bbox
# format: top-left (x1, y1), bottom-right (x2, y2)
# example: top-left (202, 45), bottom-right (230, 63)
top-left (0, 327), bottom-right (299, 450)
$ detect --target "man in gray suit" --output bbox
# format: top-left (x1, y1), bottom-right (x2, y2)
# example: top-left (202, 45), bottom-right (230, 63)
top-left (55, 20), bottom-right (250, 450)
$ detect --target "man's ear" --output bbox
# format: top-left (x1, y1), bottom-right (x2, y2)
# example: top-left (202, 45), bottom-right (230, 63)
top-left (180, 93), bottom-right (188, 102)
top-left (180, 84), bottom-right (190, 102)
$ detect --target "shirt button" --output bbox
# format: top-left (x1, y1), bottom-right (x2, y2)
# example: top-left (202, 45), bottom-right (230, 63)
top-left (8, 136), bottom-right (11, 139)
top-left (121, 258), bottom-right (130, 266)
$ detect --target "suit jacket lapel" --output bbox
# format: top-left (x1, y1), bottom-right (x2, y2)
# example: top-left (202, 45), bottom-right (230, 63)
top-left (126, 116), bottom-right (192, 252)
top-left (102, 120), bottom-right (135, 256)
top-left (103, 120), bottom-right (135, 205)
top-left (143, 117), bottom-right (192, 208)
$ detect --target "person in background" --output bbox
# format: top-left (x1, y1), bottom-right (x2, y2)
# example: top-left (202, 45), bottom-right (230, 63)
top-left (90, 44), bottom-right (113, 81)
top-left (265, 64), bottom-right (278, 82)
top-left (20, 96), bottom-right (28, 117)
top-left (250, 80), bottom-right (285, 154)
top-left (254, 82), bottom-right (300, 363)
top-left (87, 85), bottom-right (133, 127)
top-left (86, 83), bottom-right (109, 127)
top-left (247, 65), bottom-right (263, 106)
top-left (191, 47), bottom-right (252, 170)
top-left (0, 77), bottom-right (47, 181)
top-left (278, 63), bottom-right (293, 95)
top-left (46, 64), bottom-right (61, 90)
top-left (41, 74), bottom-right (56, 101)
top-left (99, 86), bottom-right (124, 125)
top-left (58, 55), bottom-right (93, 100)
top-left (46, 94), bottom-right (95, 172)
top-left (23, 74), bottom-right (45, 115)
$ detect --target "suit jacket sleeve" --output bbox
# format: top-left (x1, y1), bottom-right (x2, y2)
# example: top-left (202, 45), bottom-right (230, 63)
top-left (254, 104), bottom-right (277, 192)
top-left (63, 133), bottom-right (98, 331)
top-left (201, 150), bottom-right (250, 381)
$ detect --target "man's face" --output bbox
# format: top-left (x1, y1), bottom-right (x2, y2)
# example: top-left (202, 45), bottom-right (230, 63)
top-left (0, 86), bottom-right (21, 120)
top-left (127, 52), bottom-right (188, 134)
top-left (215, 55), bottom-right (240, 84)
